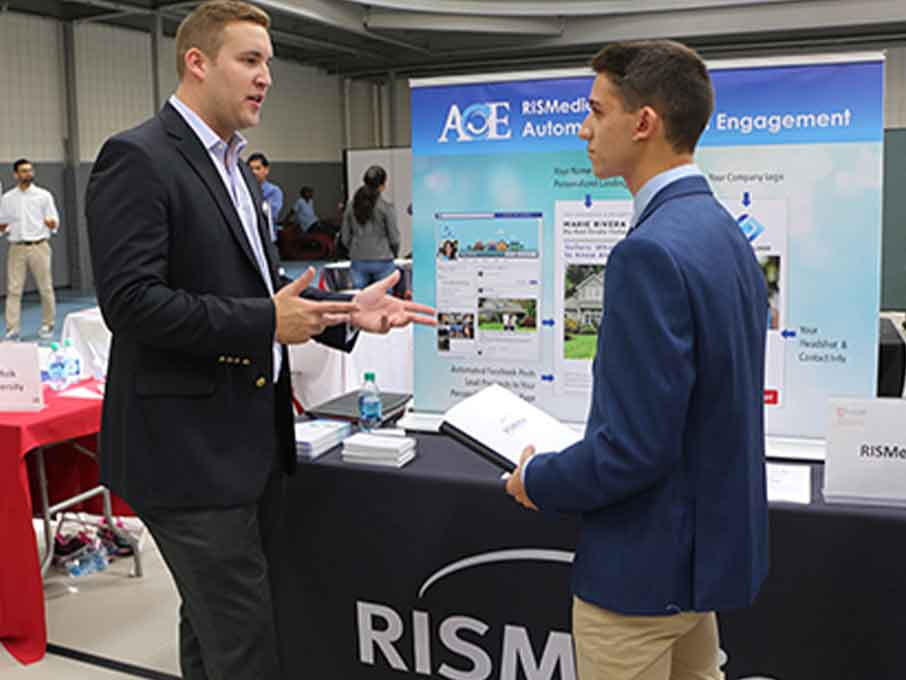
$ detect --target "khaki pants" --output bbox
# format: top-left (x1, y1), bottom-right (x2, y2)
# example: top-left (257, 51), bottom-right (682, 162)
top-left (572, 596), bottom-right (724, 680)
top-left (6, 240), bottom-right (55, 333)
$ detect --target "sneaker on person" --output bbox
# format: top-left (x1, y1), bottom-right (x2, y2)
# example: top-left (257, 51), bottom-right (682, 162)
top-left (38, 325), bottom-right (53, 340)
top-left (4, 329), bottom-right (19, 341)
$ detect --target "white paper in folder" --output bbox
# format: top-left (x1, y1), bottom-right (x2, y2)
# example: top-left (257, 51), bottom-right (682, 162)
top-left (442, 384), bottom-right (582, 469)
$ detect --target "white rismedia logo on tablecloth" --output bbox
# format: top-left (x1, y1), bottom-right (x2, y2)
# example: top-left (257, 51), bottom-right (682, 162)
top-left (0, 342), bottom-right (44, 411)
top-left (355, 549), bottom-right (773, 680)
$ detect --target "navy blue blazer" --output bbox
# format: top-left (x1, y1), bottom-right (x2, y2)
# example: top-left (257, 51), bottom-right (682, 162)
top-left (526, 175), bottom-right (769, 615)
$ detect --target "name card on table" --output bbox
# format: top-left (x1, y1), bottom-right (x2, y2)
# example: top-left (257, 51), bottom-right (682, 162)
top-left (0, 342), bottom-right (44, 411)
top-left (824, 398), bottom-right (906, 507)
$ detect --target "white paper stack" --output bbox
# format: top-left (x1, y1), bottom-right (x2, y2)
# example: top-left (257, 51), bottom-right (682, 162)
top-left (295, 419), bottom-right (351, 461)
top-left (341, 432), bottom-right (417, 468)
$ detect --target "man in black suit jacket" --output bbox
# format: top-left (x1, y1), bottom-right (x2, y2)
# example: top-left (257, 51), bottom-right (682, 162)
top-left (85, 3), bottom-right (434, 678)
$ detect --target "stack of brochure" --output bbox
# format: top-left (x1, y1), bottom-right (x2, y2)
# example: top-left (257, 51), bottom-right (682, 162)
top-left (341, 432), bottom-right (417, 468)
top-left (295, 419), bottom-right (351, 461)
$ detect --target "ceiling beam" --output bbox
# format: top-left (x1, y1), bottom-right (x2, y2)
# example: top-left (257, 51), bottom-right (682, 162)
top-left (550, 0), bottom-right (906, 46)
top-left (345, 0), bottom-right (798, 18)
top-left (73, 8), bottom-right (145, 24)
top-left (269, 26), bottom-right (382, 59)
top-left (365, 9), bottom-right (563, 36)
top-left (250, 0), bottom-right (432, 54)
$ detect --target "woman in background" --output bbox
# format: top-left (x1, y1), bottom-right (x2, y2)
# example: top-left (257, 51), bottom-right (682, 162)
top-left (341, 165), bottom-right (400, 289)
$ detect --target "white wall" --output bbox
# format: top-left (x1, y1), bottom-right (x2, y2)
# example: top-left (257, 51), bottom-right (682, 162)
top-left (0, 12), bottom-right (65, 162)
top-left (70, 26), bottom-right (347, 163)
top-left (242, 58), bottom-right (345, 161)
top-left (75, 23), bottom-right (155, 162)
top-left (348, 79), bottom-right (378, 149)
top-left (392, 77), bottom-right (412, 147)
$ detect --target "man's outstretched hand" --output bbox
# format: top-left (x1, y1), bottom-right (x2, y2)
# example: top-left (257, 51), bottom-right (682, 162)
top-left (351, 269), bottom-right (436, 334)
top-left (273, 267), bottom-right (360, 344)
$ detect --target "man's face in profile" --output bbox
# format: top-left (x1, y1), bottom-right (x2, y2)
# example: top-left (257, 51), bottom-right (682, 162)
top-left (203, 21), bottom-right (273, 134)
top-left (578, 74), bottom-right (640, 181)
top-left (249, 159), bottom-right (269, 184)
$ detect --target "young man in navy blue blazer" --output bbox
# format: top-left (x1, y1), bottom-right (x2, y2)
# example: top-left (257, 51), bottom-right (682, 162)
top-left (506, 41), bottom-right (769, 680)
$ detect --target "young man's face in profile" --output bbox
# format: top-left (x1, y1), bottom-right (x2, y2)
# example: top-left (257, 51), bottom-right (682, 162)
top-left (579, 74), bottom-right (640, 181)
top-left (204, 21), bottom-right (273, 134)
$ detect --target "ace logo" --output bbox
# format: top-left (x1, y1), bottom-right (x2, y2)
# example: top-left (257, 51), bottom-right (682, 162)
top-left (438, 102), bottom-right (512, 143)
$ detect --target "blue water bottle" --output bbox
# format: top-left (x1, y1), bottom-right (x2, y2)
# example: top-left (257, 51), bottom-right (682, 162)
top-left (358, 372), bottom-right (382, 431)
top-left (62, 338), bottom-right (81, 387)
top-left (47, 342), bottom-right (67, 391)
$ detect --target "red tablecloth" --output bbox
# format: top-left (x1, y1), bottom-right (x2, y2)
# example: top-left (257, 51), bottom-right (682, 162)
top-left (0, 380), bottom-right (103, 664)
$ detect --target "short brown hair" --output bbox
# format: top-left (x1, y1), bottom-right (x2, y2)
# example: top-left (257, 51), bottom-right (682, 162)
top-left (591, 40), bottom-right (713, 153)
top-left (175, 1), bottom-right (270, 80)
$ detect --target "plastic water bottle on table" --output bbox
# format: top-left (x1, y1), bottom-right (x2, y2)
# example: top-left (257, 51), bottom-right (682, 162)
top-left (358, 371), bottom-right (382, 431)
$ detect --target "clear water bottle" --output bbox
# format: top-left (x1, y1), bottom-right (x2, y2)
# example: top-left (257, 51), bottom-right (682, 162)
top-left (47, 342), bottom-right (67, 391)
top-left (358, 371), bottom-right (382, 431)
top-left (65, 540), bottom-right (108, 577)
top-left (62, 338), bottom-right (81, 387)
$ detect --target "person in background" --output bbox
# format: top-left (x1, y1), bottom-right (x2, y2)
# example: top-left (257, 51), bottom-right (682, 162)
top-left (505, 39), bottom-right (769, 680)
top-left (341, 165), bottom-right (400, 289)
top-left (0, 159), bottom-right (60, 340)
top-left (248, 151), bottom-right (283, 243)
top-left (293, 185), bottom-right (319, 233)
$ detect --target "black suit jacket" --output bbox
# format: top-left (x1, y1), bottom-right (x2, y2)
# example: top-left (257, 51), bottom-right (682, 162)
top-left (86, 102), bottom-right (354, 509)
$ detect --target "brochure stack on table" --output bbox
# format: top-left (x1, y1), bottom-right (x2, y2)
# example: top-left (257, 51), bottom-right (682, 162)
top-left (295, 420), bottom-right (352, 461)
top-left (342, 432), bottom-right (417, 468)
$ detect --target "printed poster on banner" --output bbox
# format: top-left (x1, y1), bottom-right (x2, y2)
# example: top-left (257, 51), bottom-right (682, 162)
top-left (411, 54), bottom-right (884, 440)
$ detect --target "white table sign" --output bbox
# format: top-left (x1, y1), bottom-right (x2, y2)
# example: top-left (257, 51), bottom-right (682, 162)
top-left (0, 342), bottom-right (44, 411)
top-left (824, 397), bottom-right (906, 507)
top-left (766, 462), bottom-right (812, 504)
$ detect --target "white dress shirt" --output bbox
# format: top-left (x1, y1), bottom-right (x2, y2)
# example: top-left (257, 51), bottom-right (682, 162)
top-left (0, 184), bottom-right (59, 242)
top-left (168, 94), bottom-right (283, 382)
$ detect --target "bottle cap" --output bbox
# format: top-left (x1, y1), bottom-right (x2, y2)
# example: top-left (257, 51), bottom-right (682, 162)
top-left (364, 371), bottom-right (375, 381)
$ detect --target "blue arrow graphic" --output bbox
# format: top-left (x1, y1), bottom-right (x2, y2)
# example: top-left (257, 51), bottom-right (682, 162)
top-left (584, 194), bottom-right (593, 208)
top-left (541, 374), bottom-right (555, 382)
top-left (742, 192), bottom-right (751, 207)
top-left (542, 319), bottom-right (555, 327)
top-left (781, 329), bottom-right (796, 339)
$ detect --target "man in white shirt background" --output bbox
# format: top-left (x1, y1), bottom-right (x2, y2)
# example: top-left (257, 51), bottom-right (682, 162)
top-left (0, 158), bottom-right (60, 340)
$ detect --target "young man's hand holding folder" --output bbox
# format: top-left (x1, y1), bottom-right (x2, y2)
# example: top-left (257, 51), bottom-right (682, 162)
top-left (439, 384), bottom-right (581, 510)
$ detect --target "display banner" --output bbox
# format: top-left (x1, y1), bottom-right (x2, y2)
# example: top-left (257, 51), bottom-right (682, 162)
top-left (411, 54), bottom-right (884, 439)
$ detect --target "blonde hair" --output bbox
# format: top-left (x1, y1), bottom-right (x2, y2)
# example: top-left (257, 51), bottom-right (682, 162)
top-left (175, 1), bottom-right (270, 80)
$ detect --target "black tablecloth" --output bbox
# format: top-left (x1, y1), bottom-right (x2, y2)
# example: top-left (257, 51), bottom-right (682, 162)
top-left (270, 434), bottom-right (906, 680)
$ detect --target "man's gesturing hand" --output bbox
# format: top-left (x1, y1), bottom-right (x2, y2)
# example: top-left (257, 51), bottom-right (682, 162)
top-left (273, 267), bottom-right (359, 344)
top-left (350, 270), bottom-right (437, 334)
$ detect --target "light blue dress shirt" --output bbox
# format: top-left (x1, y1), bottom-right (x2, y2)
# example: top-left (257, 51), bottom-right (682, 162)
top-left (261, 180), bottom-right (284, 242)
top-left (168, 95), bottom-right (282, 382)
top-left (629, 163), bottom-right (704, 231)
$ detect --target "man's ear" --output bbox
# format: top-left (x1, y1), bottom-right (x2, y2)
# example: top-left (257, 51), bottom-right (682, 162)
top-left (632, 106), bottom-right (660, 143)
top-left (183, 47), bottom-right (208, 83)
